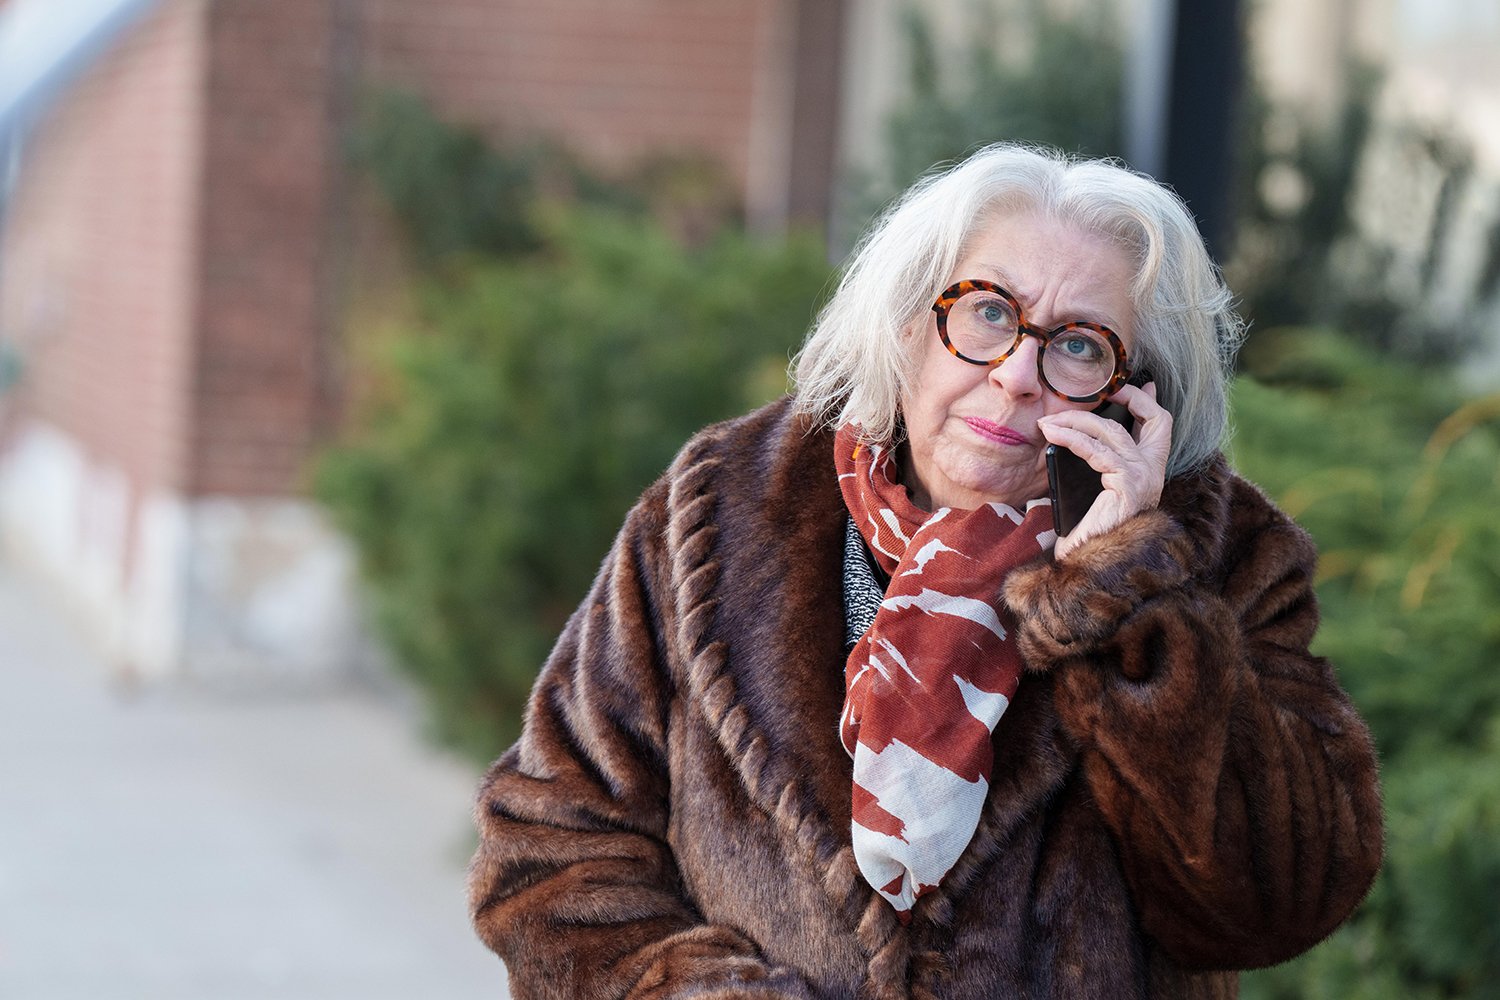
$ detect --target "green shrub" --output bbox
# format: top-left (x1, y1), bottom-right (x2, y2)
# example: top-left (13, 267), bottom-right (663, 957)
top-left (347, 88), bottom-right (739, 264)
top-left (1231, 330), bottom-right (1500, 997)
top-left (886, 1), bottom-right (1123, 165)
top-left (348, 89), bottom-right (543, 262)
top-left (841, 0), bottom-right (1124, 243)
top-left (1231, 329), bottom-right (1500, 759)
top-left (317, 205), bottom-right (831, 759)
top-left (1228, 62), bottom-right (1379, 338)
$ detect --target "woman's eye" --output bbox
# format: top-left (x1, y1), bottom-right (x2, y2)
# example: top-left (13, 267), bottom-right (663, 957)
top-left (978, 302), bottom-right (1011, 324)
top-left (1057, 335), bottom-right (1102, 358)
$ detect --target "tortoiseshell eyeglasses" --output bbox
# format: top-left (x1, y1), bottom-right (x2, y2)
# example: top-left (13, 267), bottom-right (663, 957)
top-left (931, 279), bottom-right (1130, 403)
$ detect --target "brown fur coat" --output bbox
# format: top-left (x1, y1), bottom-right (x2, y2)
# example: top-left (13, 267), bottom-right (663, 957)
top-left (468, 397), bottom-right (1383, 999)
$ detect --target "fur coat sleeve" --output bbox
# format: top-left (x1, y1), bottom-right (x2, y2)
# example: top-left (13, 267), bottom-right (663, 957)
top-left (1002, 456), bottom-right (1384, 970)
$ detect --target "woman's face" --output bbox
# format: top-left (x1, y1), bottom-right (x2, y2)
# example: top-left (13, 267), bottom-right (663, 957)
top-left (899, 210), bottom-right (1137, 511)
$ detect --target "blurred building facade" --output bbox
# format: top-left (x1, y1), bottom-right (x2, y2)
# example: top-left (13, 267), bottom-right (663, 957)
top-left (0, 0), bottom-right (1496, 684)
top-left (0, 0), bottom-right (846, 683)
top-left (1251, 0), bottom-right (1500, 376)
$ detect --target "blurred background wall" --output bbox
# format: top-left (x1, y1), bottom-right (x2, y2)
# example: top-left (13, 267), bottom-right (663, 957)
top-left (0, 0), bottom-right (844, 684)
top-left (1248, 0), bottom-right (1500, 382)
top-left (0, 0), bottom-right (1496, 685)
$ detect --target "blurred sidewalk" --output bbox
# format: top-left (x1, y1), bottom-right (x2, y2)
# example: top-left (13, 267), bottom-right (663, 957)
top-left (0, 559), bottom-right (509, 999)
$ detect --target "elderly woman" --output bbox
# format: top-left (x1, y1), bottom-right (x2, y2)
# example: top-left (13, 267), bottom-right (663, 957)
top-left (467, 144), bottom-right (1382, 998)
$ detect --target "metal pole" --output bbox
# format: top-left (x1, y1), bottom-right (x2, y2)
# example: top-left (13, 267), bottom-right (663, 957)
top-left (1123, 0), bottom-right (1178, 179)
top-left (1162, 0), bottom-right (1245, 263)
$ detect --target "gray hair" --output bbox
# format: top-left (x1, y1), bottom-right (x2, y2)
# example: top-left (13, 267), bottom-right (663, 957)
top-left (792, 143), bottom-right (1243, 476)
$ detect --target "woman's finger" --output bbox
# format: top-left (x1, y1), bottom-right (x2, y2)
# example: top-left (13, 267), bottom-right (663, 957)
top-left (1041, 385), bottom-right (1173, 558)
top-left (1038, 413), bottom-right (1144, 472)
top-left (1110, 383), bottom-right (1173, 455)
top-left (1037, 419), bottom-right (1130, 474)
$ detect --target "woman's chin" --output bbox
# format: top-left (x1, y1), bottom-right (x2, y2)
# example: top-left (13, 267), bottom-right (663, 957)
top-left (907, 441), bottom-right (1047, 511)
top-left (948, 461), bottom-right (1047, 509)
top-left (932, 474), bottom-right (1047, 511)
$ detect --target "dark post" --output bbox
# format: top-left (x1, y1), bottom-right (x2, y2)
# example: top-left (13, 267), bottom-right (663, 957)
top-left (1163, 0), bottom-right (1245, 264)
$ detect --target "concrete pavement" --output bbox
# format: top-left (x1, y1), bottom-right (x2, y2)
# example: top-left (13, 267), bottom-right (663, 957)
top-left (0, 559), bottom-right (510, 999)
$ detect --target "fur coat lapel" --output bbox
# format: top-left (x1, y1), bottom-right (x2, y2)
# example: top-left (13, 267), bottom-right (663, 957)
top-left (661, 402), bottom-right (1165, 933)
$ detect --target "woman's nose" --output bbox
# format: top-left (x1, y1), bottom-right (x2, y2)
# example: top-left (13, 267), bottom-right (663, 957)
top-left (989, 333), bottom-right (1045, 398)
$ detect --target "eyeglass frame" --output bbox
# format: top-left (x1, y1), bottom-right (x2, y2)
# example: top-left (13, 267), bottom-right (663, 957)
top-left (930, 278), bottom-right (1131, 403)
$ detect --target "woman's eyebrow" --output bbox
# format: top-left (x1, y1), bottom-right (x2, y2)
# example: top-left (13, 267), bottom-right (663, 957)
top-left (971, 262), bottom-right (1119, 328)
top-left (971, 262), bottom-right (1017, 289)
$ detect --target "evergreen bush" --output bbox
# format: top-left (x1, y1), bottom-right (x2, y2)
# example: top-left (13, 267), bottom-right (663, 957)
top-left (317, 206), bottom-right (830, 759)
top-left (346, 88), bottom-right (656, 265)
top-left (348, 89), bottom-right (542, 262)
top-left (1231, 330), bottom-right (1500, 998)
top-left (840, 0), bottom-right (1124, 244)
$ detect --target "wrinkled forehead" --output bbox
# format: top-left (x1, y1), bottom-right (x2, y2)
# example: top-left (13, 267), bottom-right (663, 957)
top-left (950, 210), bottom-right (1140, 333)
top-left (964, 199), bottom-right (1150, 293)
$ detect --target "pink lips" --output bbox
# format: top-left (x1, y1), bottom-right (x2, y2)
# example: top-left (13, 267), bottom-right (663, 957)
top-left (964, 417), bottom-right (1029, 446)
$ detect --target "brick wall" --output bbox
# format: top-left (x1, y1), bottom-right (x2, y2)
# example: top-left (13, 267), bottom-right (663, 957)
top-left (187, 0), bottom-right (345, 497)
top-left (0, 0), bottom-right (206, 512)
top-left (355, 0), bottom-right (844, 231)
top-left (0, 0), bottom-right (844, 679)
top-left (3, 0), bottom-right (844, 506)
top-left (360, 0), bottom-right (775, 189)
top-left (2, 0), bottom-right (348, 502)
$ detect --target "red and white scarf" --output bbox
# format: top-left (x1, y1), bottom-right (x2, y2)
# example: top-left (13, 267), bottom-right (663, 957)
top-left (835, 424), bottom-right (1055, 920)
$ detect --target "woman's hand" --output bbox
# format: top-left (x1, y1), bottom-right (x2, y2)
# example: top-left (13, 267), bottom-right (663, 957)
top-left (1037, 382), bottom-right (1173, 561)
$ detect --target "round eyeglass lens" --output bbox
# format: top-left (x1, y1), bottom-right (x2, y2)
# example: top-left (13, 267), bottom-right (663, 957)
top-left (946, 289), bottom-right (1020, 361)
top-left (1041, 328), bottom-right (1117, 397)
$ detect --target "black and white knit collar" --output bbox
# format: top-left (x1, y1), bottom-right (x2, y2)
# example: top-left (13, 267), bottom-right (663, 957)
top-left (841, 515), bottom-right (887, 651)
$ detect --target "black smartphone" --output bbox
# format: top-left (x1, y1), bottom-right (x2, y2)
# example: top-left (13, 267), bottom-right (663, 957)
top-left (1045, 372), bottom-right (1151, 538)
top-left (1046, 404), bottom-right (1131, 538)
